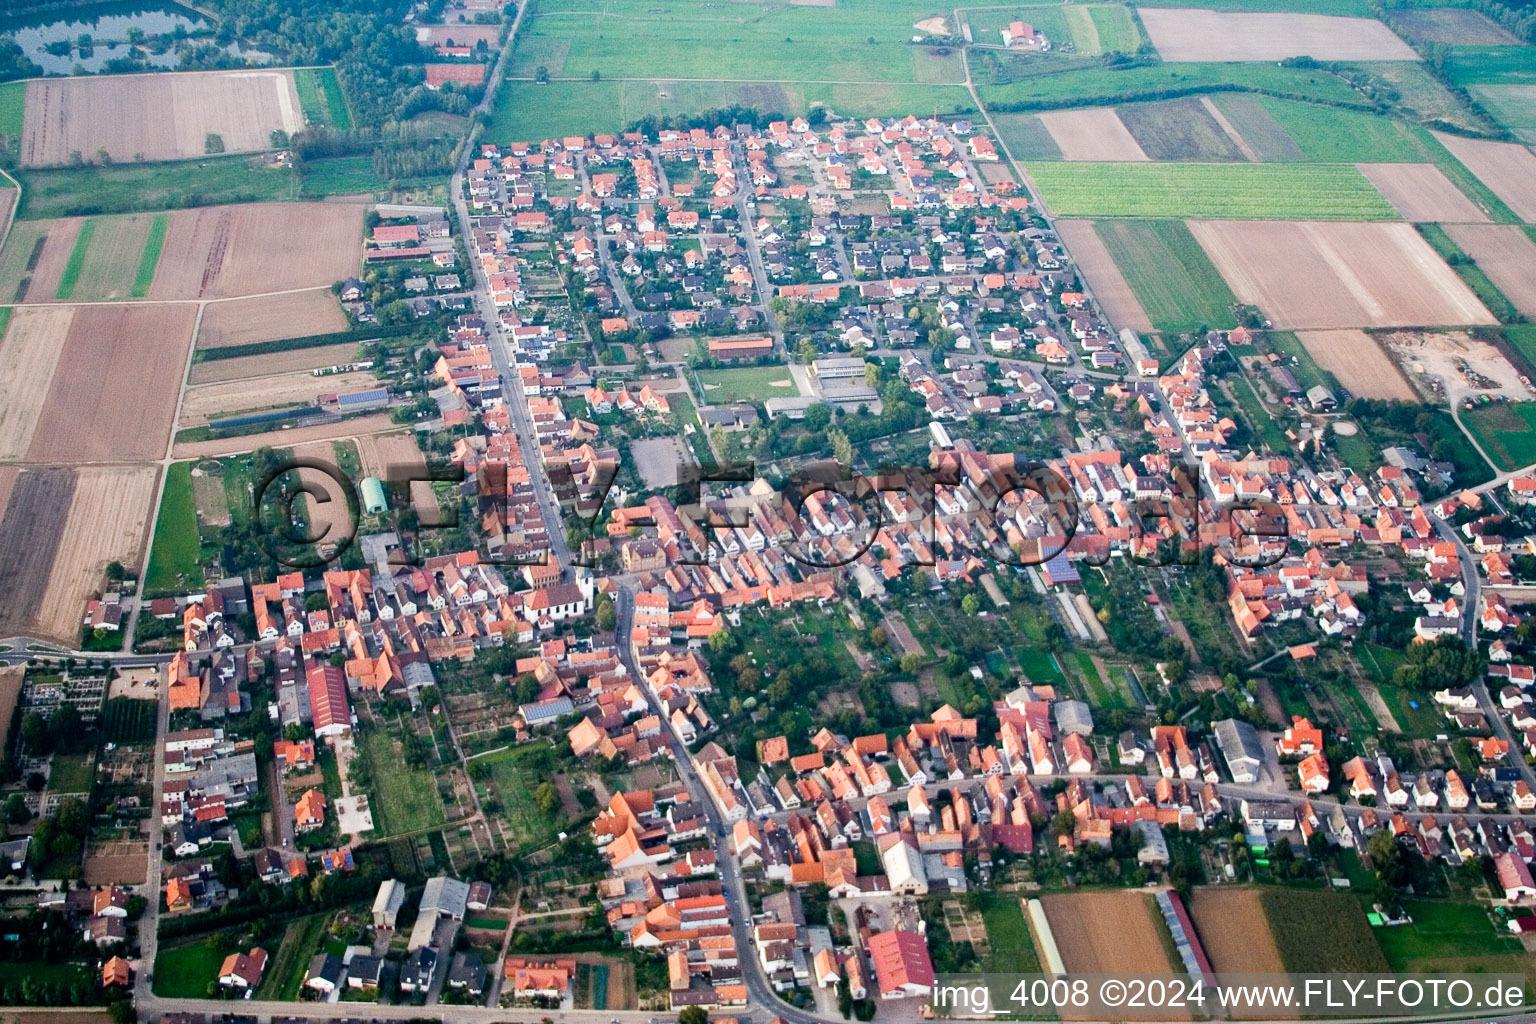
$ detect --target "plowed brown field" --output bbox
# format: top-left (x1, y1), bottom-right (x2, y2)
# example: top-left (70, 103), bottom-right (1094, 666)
top-left (1296, 329), bottom-right (1417, 400)
top-left (1036, 108), bottom-right (1149, 161)
top-left (1443, 223), bottom-right (1536, 317)
top-left (1357, 163), bottom-right (1489, 223)
top-left (1431, 131), bottom-right (1536, 222)
top-left (196, 289), bottom-right (350, 348)
top-left (37, 465), bottom-right (156, 643)
top-left (150, 203), bottom-right (364, 299)
top-left (1055, 219), bottom-right (1153, 332)
top-left (0, 306), bottom-right (73, 460)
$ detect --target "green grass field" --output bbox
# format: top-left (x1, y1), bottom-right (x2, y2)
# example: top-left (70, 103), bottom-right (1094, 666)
top-left (294, 67), bottom-right (353, 130)
top-left (53, 218), bottom-right (94, 300)
top-left (1014, 646), bottom-right (1064, 685)
top-left (0, 306), bottom-right (10, 341)
top-left (153, 939), bottom-right (228, 998)
top-left (1208, 93), bottom-right (1308, 161)
top-left (59, 212), bottom-right (160, 301)
top-left (145, 462), bottom-right (205, 595)
top-left (1472, 83), bottom-right (1536, 143)
top-left (0, 81), bottom-right (23, 139)
top-left (509, 0), bottom-right (965, 82)
top-left (1372, 899), bottom-right (1524, 972)
top-left (694, 364), bottom-right (802, 404)
top-left (1462, 402), bottom-right (1536, 471)
top-left (1255, 97), bottom-right (1431, 162)
top-left (361, 727), bottom-right (445, 836)
top-left (1260, 887), bottom-right (1390, 973)
top-left (1027, 162), bottom-right (1397, 219)
top-left (1499, 325), bottom-right (1536, 371)
top-left (47, 751), bottom-right (93, 793)
top-left (1094, 219), bottom-right (1237, 333)
top-left (487, 78), bottom-right (974, 140)
top-left (15, 156), bottom-right (298, 219)
top-left (133, 213), bottom-right (170, 297)
top-left (976, 57), bottom-right (1367, 111)
top-left (0, 220), bottom-right (47, 302)
top-left (990, 112), bottom-right (1062, 159)
top-left (1442, 45), bottom-right (1536, 87)
top-left (976, 892), bottom-right (1043, 973)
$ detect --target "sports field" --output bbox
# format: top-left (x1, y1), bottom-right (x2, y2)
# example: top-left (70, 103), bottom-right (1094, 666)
top-left (694, 365), bottom-right (801, 404)
top-left (1027, 162), bottom-right (1397, 220)
top-left (1093, 219), bottom-right (1237, 334)
top-left (1463, 402), bottom-right (1536, 471)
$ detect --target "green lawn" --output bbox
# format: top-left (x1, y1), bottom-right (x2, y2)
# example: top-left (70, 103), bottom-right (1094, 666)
top-left (1462, 402), bottom-right (1536, 471)
top-left (1094, 219), bottom-right (1237, 334)
top-left (133, 213), bottom-right (170, 297)
top-left (1372, 899), bottom-right (1524, 972)
top-left (1255, 96), bottom-right (1431, 163)
top-left (1473, 83), bottom-right (1536, 144)
top-left (154, 939), bottom-right (228, 998)
top-left (47, 751), bottom-right (93, 793)
top-left (295, 67), bottom-right (353, 129)
top-left (976, 892), bottom-right (1042, 974)
top-left (694, 364), bottom-right (801, 404)
top-left (1442, 45), bottom-right (1536, 88)
top-left (15, 156), bottom-right (298, 219)
top-left (976, 57), bottom-right (1368, 110)
top-left (1028, 162), bottom-right (1397, 219)
top-left (53, 218), bottom-right (95, 300)
top-left (361, 727), bottom-right (445, 836)
top-left (145, 462), bottom-right (205, 595)
top-left (489, 756), bottom-right (565, 848)
top-left (300, 156), bottom-right (442, 198)
top-left (1014, 646), bottom-right (1064, 685)
top-left (1499, 325), bottom-right (1536, 372)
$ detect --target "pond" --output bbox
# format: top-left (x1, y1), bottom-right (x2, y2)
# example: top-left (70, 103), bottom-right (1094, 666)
top-left (1, 0), bottom-right (272, 75)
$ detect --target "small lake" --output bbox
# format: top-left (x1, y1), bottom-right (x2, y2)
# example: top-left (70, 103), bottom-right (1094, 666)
top-left (1, 1), bottom-right (272, 75)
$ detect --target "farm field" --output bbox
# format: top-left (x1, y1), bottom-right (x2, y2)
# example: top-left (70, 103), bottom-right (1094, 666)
top-left (1430, 131), bottom-right (1536, 222)
top-left (20, 212), bottom-right (167, 301)
top-left (1472, 84), bottom-right (1536, 143)
top-left (1094, 219), bottom-right (1237, 334)
top-left (14, 156), bottom-right (300, 220)
top-left (0, 220), bottom-right (48, 303)
top-left (1294, 330), bottom-right (1417, 400)
top-left (1207, 94), bottom-right (1307, 162)
top-left (1462, 402), bottom-right (1536, 471)
top-left (1258, 887), bottom-right (1390, 973)
top-left (189, 341), bottom-right (362, 385)
top-left (1442, 223), bottom-right (1536, 317)
top-left (506, 0), bottom-right (966, 82)
top-left (356, 431), bottom-right (440, 522)
top-left (694, 364), bottom-right (800, 404)
top-left (1356, 163), bottom-right (1489, 223)
top-left (1035, 108), bottom-right (1148, 161)
top-left (989, 113), bottom-right (1062, 160)
top-left (144, 461), bottom-right (203, 595)
top-left (1392, 7), bottom-right (1519, 45)
top-left (149, 202), bottom-right (364, 299)
top-left (0, 467), bottom-right (74, 639)
top-left (1039, 891), bottom-right (1176, 974)
top-left (21, 69), bottom-right (304, 167)
top-left (293, 67), bottom-right (351, 130)
top-left (1137, 8), bottom-right (1420, 62)
top-left (1053, 219), bottom-right (1152, 332)
top-left (37, 465), bottom-right (157, 643)
top-left (27, 304), bottom-right (198, 462)
top-left (179, 369), bottom-right (378, 428)
top-left (171, 413), bottom-right (397, 460)
top-left (360, 727), bottom-right (445, 836)
top-left (0, 305), bottom-right (72, 459)
top-left (1116, 97), bottom-right (1247, 162)
top-left (20, 216), bottom-right (82, 301)
top-left (1026, 163), bottom-right (1397, 220)
top-left (1187, 220), bottom-right (1495, 330)
top-left (196, 290), bottom-right (350, 349)
top-left (1252, 98), bottom-right (1431, 164)
top-left (1188, 888), bottom-right (1284, 972)
top-left (488, 79), bottom-right (975, 140)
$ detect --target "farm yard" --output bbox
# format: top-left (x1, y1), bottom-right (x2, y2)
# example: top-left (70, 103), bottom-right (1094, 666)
top-left (1025, 163), bottom-right (1398, 220)
top-left (1186, 220), bottom-right (1496, 330)
top-left (195, 289), bottom-right (350, 349)
top-left (1294, 330), bottom-right (1417, 401)
top-left (1356, 163), bottom-right (1490, 223)
top-left (1034, 108), bottom-right (1148, 162)
top-left (20, 69), bottom-right (304, 167)
top-left (1136, 8), bottom-right (1421, 63)
top-left (962, 4), bottom-right (1141, 57)
top-left (1053, 219), bottom-right (1153, 332)
top-left (1441, 223), bottom-right (1536, 318)
top-left (1093, 219), bottom-right (1237, 335)
top-left (1430, 131), bottom-right (1536, 222)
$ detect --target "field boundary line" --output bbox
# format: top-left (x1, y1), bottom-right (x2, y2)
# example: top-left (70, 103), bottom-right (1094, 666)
top-left (0, 165), bottom-right (20, 256)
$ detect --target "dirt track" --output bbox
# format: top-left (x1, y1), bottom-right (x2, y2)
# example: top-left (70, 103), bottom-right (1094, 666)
top-left (150, 203), bottom-right (365, 300)
top-left (1037, 108), bottom-right (1148, 161)
top-left (1188, 220), bottom-right (1495, 330)
top-left (28, 304), bottom-right (196, 462)
top-left (1055, 219), bottom-right (1153, 332)
top-left (21, 70), bottom-right (303, 167)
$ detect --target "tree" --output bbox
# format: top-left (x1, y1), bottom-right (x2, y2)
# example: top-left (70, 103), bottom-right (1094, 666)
top-left (595, 593), bottom-right (616, 631)
top-left (961, 594), bottom-right (981, 616)
top-left (829, 428), bottom-right (854, 469)
top-left (803, 402), bottom-right (832, 431)
top-left (708, 629), bottom-right (731, 655)
top-left (533, 782), bottom-right (559, 816)
top-left (1051, 809), bottom-right (1076, 837)
top-left (4, 793), bottom-right (28, 825)
top-left (899, 652), bottom-right (923, 674)
top-left (535, 64), bottom-right (550, 83)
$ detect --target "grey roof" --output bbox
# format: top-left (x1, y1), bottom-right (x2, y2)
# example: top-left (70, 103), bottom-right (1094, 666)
top-left (1053, 699), bottom-right (1093, 736)
top-left (421, 875), bottom-right (471, 919)
top-left (373, 878), bottom-right (405, 916)
top-left (1213, 718), bottom-right (1264, 766)
top-left (306, 953), bottom-right (343, 988)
